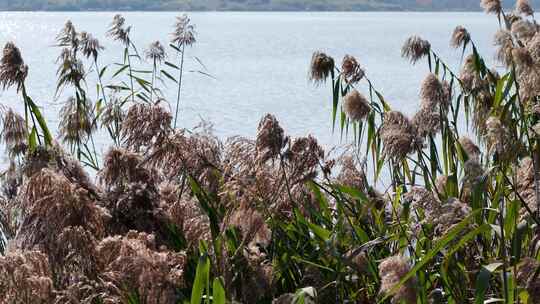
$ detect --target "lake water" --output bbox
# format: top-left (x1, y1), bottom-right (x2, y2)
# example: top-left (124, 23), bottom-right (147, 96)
top-left (0, 12), bottom-right (499, 164)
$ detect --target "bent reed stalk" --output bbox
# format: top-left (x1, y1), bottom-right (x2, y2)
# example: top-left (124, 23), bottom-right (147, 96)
top-left (1, 2), bottom-right (540, 303)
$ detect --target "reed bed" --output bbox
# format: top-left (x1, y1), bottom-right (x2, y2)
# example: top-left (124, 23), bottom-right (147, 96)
top-left (1, 1), bottom-right (540, 303)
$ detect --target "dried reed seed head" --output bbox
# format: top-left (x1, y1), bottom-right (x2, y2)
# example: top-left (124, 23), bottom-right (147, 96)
top-left (451, 26), bottom-right (471, 49)
top-left (433, 198), bottom-right (472, 235)
top-left (343, 89), bottom-right (371, 121)
top-left (518, 67), bottom-right (540, 103)
top-left (0, 42), bottom-right (28, 92)
top-left (441, 80), bottom-right (452, 110)
top-left (513, 46), bottom-right (534, 66)
top-left (107, 14), bottom-right (131, 46)
top-left (100, 147), bottom-right (150, 187)
top-left (284, 135), bottom-right (325, 183)
top-left (464, 159), bottom-right (485, 185)
top-left (403, 187), bottom-right (440, 218)
top-left (516, 157), bottom-right (538, 216)
top-left (96, 232), bottom-right (187, 302)
top-left (527, 33), bottom-right (540, 63)
top-left (511, 19), bottom-right (538, 43)
top-left (1, 108), bottom-right (28, 157)
top-left (401, 36), bottom-right (431, 64)
top-left (310, 51), bottom-right (335, 84)
top-left (381, 111), bottom-right (422, 159)
top-left (56, 20), bottom-right (78, 49)
top-left (341, 55), bottom-right (365, 84)
top-left (256, 114), bottom-right (285, 162)
top-left (55, 47), bottom-right (86, 87)
top-left (59, 97), bottom-right (97, 145)
top-left (378, 255), bottom-right (417, 304)
top-left (160, 181), bottom-right (211, 247)
top-left (145, 40), bottom-right (166, 63)
top-left (481, 0), bottom-right (502, 14)
top-left (100, 95), bottom-right (125, 129)
top-left (412, 107), bottom-right (441, 138)
top-left (459, 136), bottom-right (481, 160)
top-left (495, 30), bottom-right (515, 67)
top-left (485, 116), bottom-right (511, 156)
top-left (435, 175), bottom-right (449, 195)
top-left (172, 14), bottom-right (197, 47)
top-left (53, 226), bottom-right (100, 287)
top-left (79, 31), bottom-right (104, 60)
top-left (420, 73), bottom-right (446, 107)
top-left (17, 168), bottom-right (106, 254)
top-left (0, 250), bottom-right (55, 303)
top-left (337, 155), bottom-right (367, 190)
top-left (516, 0), bottom-right (535, 16)
top-left (121, 103), bottom-right (172, 151)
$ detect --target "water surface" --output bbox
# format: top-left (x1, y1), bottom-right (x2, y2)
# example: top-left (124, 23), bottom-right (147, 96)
top-left (0, 12), bottom-right (498, 164)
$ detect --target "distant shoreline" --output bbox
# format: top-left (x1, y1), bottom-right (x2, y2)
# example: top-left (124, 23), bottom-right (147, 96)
top-left (0, 9), bottom-right (489, 12)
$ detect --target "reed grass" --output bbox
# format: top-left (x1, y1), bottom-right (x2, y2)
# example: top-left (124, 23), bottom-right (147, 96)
top-left (1, 2), bottom-right (540, 303)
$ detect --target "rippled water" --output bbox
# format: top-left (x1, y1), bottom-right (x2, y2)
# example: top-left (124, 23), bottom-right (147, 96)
top-left (0, 12), bottom-right (499, 165)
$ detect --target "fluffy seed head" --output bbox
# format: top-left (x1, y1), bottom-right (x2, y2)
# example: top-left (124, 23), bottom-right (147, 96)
top-left (511, 20), bottom-right (537, 42)
top-left (1, 108), bottom-right (27, 157)
top-left (59, 97), bottom-right (96, 146)
top-left (343, 90), bottom-right (371, 122)
top-left (0, 250), bottom-right (54, 303)
top-left (56, 20), bottom-right (78, 49)
top-left (0, 42), bottom-right (28, 92)
top-left (341, 55), bottom-right (365, 84)
top-left (516, 0), bottom-right (534, 16)
top-left (171, 14), bottom-right (196, 47)
top-left (451, 26), bottom-right (471, 49)
top-left (420, 73), bottom-right (446, 107)
top-left (401, 36), bottom-right (431, 64)
top-left (495, 30), bottom-right (515, 67)
top-left (145, 41), bottom-right (166, 63)
top-left (459, 136), bottom-right (481, 160)
top-left (256, 114), bottom-right (285, 162)
top-left (481, 0), bottom-right (502, 14)
top-left (381, 111), bottom-right (422, 159)
top-left (107, 14), bottom-right (131, 46)
top-left (412, 107), bottom-right (441, 138)
top-left (79, 31), bottom-right (104, 61)
top-left (513, 46), bottom-right (534, 67)
top-left (121, 103), bottom-right (172, 151)
top-left (309, 51), bottom-right (335, 84)
top-left (379, 255), bottom-right (417, 304)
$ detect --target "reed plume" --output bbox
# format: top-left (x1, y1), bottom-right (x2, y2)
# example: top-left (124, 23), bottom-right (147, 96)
top-left (450, 26), bottom-right (471, 49)
top-left (96, 231), bottom-right (187, 304)
top-left (401, 36), bottom-right (431, 64)
top-left (481, 0), bottom-right (502, 14)
top-left (516, 0), bottom-right (534, 16)
top-left (379, 255), bottom-right (417, 304)
top-left (494, 30), bottom-right (515, 67)
top-left (145, 41), bottom-right (166, 63)
top-left (256, 114), bottom-right (285, 162)
top-left (343, 89), bottom-right (371, 122)
top-left (171, 14), bottom-right (196, 47)
top-left (79, 31), bottom-right (104, 61)
top-left (107, 14), bottom-right (131, 46)
top-left (1, 108), bottom-right (27, 157)
top-left (0, 42), bottom-right (28, 92)
top-left (121, 103), bottom-right (172, 151)
top-left (381, 111), bottom-right (422, 159)
top-left (341, 55), bottom-right (365, 84)
top-left (0, 250), bottom-right (54, 303)
top-left (309, 51), bottom-right (335, 84)
top-left (58, 97), bottom-right (96, 146)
